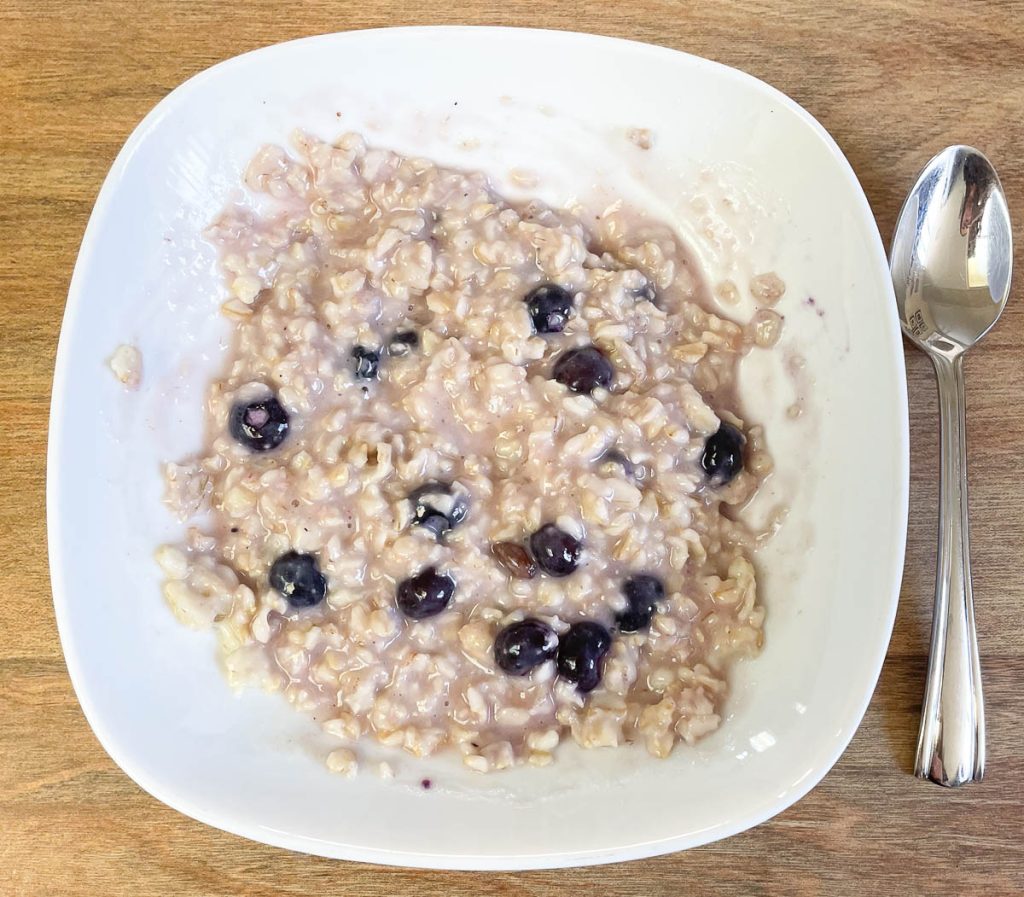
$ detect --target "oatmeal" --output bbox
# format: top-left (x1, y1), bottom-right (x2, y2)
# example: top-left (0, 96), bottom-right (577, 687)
top-left (626, 127), bottom-right (653, 150)
top-left (108, 344), bottom-right (142, 389)
top-left (159, 132), bottom-right (777, 773)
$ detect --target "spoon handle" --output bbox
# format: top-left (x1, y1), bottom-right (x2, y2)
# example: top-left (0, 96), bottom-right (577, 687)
top-left (916, 353), bottom-right (985, 786)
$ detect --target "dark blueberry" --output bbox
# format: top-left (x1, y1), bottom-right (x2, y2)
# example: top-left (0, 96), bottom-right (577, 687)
top-left (701, 422), bottom-right (745, 485)
top-left (269, 551), bottom-right (327, 609)
top-left (631, 279), bottom-right (658, 304)
top-left (409, 482), bottom-right (469, 539)
top-left (417, 511), bottom-right (452, 539)
top-left (598, 448), bottom-right (635, 479)
top-left (529, 524), bottom-right (582, 577)
top-left (557, 621), bottom-right (612, 693)
top-left (229, 395), bottom-right (290, 452)
top-left (525, 283), bottom-right (574, 334)
top-left (388, 330), bottom-right (419, 357)
top-left (552, 345), bottom-right (613, 394)
top-left (396, 567), bottom-right (456, 620)
top-left (494, 618), bottom-right (559, 675)
top-left (352, 346), bottom-right (380, 379)
top-left (616, 574), bottom-right (666, 632)
top-left (491, 541), bottom-right (537, 579)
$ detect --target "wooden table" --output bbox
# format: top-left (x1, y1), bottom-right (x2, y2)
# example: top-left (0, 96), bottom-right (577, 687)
top-left (2, 2), bottom-right (1022, 894)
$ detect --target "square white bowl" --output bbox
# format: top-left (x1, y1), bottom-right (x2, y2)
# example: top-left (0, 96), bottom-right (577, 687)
top-left (48, 27), bottom-right (908, 869)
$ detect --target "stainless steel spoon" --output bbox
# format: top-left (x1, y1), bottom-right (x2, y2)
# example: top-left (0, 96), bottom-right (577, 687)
top-left (890, 145), bottom-right (1012, 787)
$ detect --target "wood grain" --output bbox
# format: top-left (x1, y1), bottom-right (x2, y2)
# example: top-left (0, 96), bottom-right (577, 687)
top-left (2, 2), bottom-right (1023, 894)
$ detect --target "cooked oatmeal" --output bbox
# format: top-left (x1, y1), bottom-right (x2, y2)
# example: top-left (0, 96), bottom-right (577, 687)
top-left (109, 344), bottom-right (142, 389)
top-left (159, 132), bottom-right (780, 774)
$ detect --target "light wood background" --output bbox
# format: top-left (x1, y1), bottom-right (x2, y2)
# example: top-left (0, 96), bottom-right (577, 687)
top-left (2, 2), bottom-right (1022, 895)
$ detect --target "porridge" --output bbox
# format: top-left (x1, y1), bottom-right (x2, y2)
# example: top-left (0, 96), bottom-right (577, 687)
top-left (108, 344), bottom-right (142, 389)
top-left (158, 132), bottom-right (781, 774)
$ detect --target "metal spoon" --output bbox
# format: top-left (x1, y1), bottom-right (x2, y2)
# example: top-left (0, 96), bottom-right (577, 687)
top-left (890, 145), bottom-right (1012, 787)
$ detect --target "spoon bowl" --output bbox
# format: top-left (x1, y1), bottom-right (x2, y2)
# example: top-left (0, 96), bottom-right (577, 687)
top-left (891, 146), bottom-right (1012, 355)
top-left (890, 145), bottom-right (1012, 787)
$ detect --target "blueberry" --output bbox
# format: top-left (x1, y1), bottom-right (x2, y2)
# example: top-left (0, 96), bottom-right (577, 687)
top-left (598, 448), bottom-right (635, 479)
top-left (552, 345), bottom-right (613, 394)
top-left (701, 422), bottom-right (745, 484)
top-left (417, 511), bottom-right (451, 539)
top-left (229, 395), bottom-right (290, 452)
top-left (616, 574), bottom-right (665, 632)
top-left (494, 618), bottom-right (559, 675)
top-left (396, 567), bottom-right (456, 620)
top-left (557, 621), bottom-right (612, 692)
top-left (529, 523), bottom-right (582, 577)
top-left (409, 482), bottom-right (469, 540)
top-left (631, 280), bottom-right (658, 304)
top-left (388, 330), bottom-right (419, 357)
top-left (525, 284), bottom-right (574, 334)
top-left (352, 346), bottom-right (380, 379)
top-left (269, 551), bottom-right (327, 609)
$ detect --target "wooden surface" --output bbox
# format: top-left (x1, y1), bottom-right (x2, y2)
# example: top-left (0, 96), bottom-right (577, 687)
top-left (2, 2), bottom-right (1023, 895)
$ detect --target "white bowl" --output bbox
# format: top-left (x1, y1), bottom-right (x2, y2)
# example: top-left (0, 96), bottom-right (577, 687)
top-left (48, 27), bottom-right (908, 869)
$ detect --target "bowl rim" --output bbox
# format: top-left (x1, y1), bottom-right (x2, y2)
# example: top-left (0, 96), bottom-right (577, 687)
top-left (47, 25), bottom-right (910, 869)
